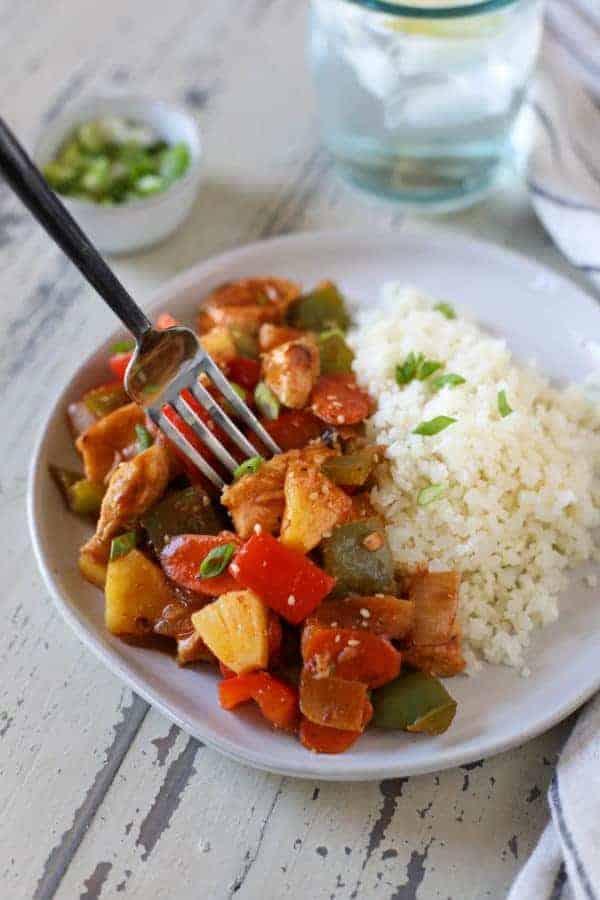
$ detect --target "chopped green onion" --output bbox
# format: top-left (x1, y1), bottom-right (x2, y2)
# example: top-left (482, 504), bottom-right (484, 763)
top-left (413, 416), bottom-right (456, 436)
top-left (135, 174), bottom-right (165, 196)
top-left (159, 143), bottom-right (191, 181)
top-left (432, 373), bottom-right (466, 391)
top-left (417, 360), bottom-right (444, 380)
top-left (228, 382), bottom-right (247, 402)
top-left (417, 483), bottom-right (446, 506)
top-left (111, 340), bottom-right (135, 354)
top-left (110, 532), bottom-right (137, 561)
top-left (254, 381), bottom-right (280, 420)
top-left (497, 390), bottom-right (513, 417)
top-left (434, 302), bottom-right (456, 320)
top-left (395, 352), bottom-right (422, 385)
top-left (199, 543), bottom-right (236, 579)
top-left (135, 423), bottom-right (153, 452)
top-left (233, 456), bottom-right (264, 480)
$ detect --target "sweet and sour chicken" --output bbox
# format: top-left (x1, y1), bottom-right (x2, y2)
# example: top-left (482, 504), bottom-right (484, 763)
top-left (52, 277), bottom-right (463, 754)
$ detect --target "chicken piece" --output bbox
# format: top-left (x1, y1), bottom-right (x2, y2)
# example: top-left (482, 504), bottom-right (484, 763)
top-left (403, 638), bottom-right (466, 677)
top-left (221, 442), bottom-right (334, 539)
top-left (221, 452), bottom-right (289, 539)
top-left (258, 323), bottom-right (304, 353)
top-left (80, 442), bottom-right (172, 571)
top-left (199, 325), bottom-right (237, 368)
top-left (262, 335), bottom-right (320, 410)
top-left (76, 402), bottom-right (145, 484)
top-left (403, 570), bottom-right (465, 676)
top-left (280, 458), bottom-right (351, 553)
top-left (198, 278), bottom-right (300, 334)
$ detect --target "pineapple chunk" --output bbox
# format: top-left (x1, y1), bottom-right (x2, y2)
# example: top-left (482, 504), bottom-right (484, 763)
top-left (280, 459), bottom-right (351, 554)
top-left (191, 590), bottom-right (269, 674)
top-left (200, 326), bottom-right (237, 367)
top-left (79, 546), bottom-right (108, 588)
top-left (105, 548), bottom-right (176, 637)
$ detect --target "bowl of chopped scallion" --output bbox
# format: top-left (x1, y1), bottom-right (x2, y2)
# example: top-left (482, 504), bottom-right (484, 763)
top-left (35, 95), bottom-right (203, 254)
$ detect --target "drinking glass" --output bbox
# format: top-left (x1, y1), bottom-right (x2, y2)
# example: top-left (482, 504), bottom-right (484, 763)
top-left (309, 0), bottom-right (544, 210)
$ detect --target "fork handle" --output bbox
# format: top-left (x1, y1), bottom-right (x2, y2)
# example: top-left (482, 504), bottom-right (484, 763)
top-left (0, 116), bottom-right (152, 341)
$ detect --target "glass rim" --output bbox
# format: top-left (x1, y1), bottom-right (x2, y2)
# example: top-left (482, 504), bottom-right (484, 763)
top-left (340, 0), bottom-right (521, 18)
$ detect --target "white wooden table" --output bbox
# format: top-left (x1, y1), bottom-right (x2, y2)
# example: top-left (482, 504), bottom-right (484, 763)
top-left (1, 3), bottom-right (593, 898)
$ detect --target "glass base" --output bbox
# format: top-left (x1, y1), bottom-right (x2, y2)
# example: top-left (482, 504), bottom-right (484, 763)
top-left (332, 154), bottom-right (506, 213)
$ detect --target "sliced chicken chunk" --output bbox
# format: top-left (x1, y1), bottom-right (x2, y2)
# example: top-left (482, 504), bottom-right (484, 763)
top-left (262, 335), bottom-right (320, 409)
top-left (80, 442), bottom-right (173, 572)
top-left (76, 402), bottom-right (145, 484)
top-left (198, 278), bottom-right (300, 334)
top-left (221, 442), bottom-right (333, 539)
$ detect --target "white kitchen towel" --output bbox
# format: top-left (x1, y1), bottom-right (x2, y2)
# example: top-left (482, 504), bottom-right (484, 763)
top-left (507, 694), bottom-right (600, 900)
top-left (527, 0), bottom-right (600, 294)
top-left (509, 7), bottom-right (600, 896)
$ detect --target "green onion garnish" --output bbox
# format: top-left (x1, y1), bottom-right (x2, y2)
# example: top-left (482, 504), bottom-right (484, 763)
top-left (228, 382), bottom-right (247, 402)
top-left (199, 543), bottom-right (236, 579)
top-left (497, 390), bottom-right (513, 417)
top-left (233, 456), bottom-right (264, 480)
top-left (395, 352), bottom-right (421, 386)
top-left (111, 340), bottom-right (135, 354)
top-left (110, 531), bottom-right (137, 561)
top-left (413, 416), bottom-right (457, 436)
top-left (434, 302), bottom-right (456, 320)
top-left (254, 382), bottom-right (280, 421)
top-left (432, 373), bottom-right (466, 391)
top-left (417, 483), bottom-right (446, 506)
top-left (135, 423), bottom-right (153, 452)
top-left (417, 360), bottom-right (444, 381)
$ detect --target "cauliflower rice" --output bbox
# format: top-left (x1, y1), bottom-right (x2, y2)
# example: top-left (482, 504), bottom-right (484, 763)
top-left (350, 284), bottom-right (600, 671)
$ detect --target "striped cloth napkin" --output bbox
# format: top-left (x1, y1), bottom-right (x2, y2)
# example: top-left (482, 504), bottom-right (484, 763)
top-left (527, 0), bottom-right (600, 294)
top-left (509, 4), bottom-right (600, 898)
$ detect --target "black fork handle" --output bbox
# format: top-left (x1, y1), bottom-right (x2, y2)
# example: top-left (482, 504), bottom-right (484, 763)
top-left (0, 115), bottom-right (152, 340)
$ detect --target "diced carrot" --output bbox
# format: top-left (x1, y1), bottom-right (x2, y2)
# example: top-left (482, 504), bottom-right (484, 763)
top-left (109, 351), bottom-right (132, 382)
top-left (310, 374), bottom-right (372, 425)
top-left (218, 671), bottom-right (299, 732)
top-left (226, 357), bottom-right (261, 391)
top-left (161, 533), bottom-right (242, 596)
top-left (302, 627), bottom-right (401, 688)
top-left (232, 532), bottom-right (335, 625)
top-left (261, 410), bottom-right (324, 451)
top-left (299, 699), bottom-right (373, 753)
top-left (157, 312), bottom-right (179, 330)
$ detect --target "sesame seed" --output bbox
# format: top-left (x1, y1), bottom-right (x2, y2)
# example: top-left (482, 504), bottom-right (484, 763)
top-left (202, 495), bottom-right (211, 507)
top-left (360, 608), bottom-right (371, 619)
top-left (253, 523), bottom-right (262, 534)
top-left (347, 639), bottom-right (360, 647)
top-left (322, 483), bottom-right (330, 495)
top-left (330, 621), bottom-right (338, 628)
top-left (230, 563), bottom-right (240, 575)
top-left (334, 635), bottom-right (341, 643)
top-left (375, 593), bottom-right (384, 598)
top-left (336, 415), bottom-right (345, 424)
top-left (309, 491), bottom-right (319, 500)
top-left (287, 595), bottom-right (296, 606)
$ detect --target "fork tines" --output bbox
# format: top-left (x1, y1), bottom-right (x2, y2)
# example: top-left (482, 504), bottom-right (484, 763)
top-left (151, 350), bottom-right (280, 489)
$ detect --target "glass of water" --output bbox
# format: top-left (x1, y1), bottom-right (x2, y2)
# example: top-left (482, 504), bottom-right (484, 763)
top-left (309, 0), bottom-right (544, 211)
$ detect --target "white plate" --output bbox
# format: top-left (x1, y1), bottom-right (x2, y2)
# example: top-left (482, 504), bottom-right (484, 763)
top-left (28, 228), bottom-right (600, 781)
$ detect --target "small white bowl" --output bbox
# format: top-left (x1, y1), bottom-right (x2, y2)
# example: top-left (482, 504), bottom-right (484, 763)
top-left (34, 94), bottom-right (203, 255)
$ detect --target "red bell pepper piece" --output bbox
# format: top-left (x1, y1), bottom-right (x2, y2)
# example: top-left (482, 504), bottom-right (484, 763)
top-left (302, 626), bottom-right (401, 688)
top-left (160, 532), bottom-right (242, 596)
top-left (109, 351), bottom-right (133, 382)
top-left (218, 671), bottom-right (299, 732)
top-left (232, 532), bottom-right (335, 625)
top-left (226, 356), bottom-right (261, 391)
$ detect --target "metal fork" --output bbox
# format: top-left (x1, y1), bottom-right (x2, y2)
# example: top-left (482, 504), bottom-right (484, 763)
top-left (0, 116), bottom-right (280, 488)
